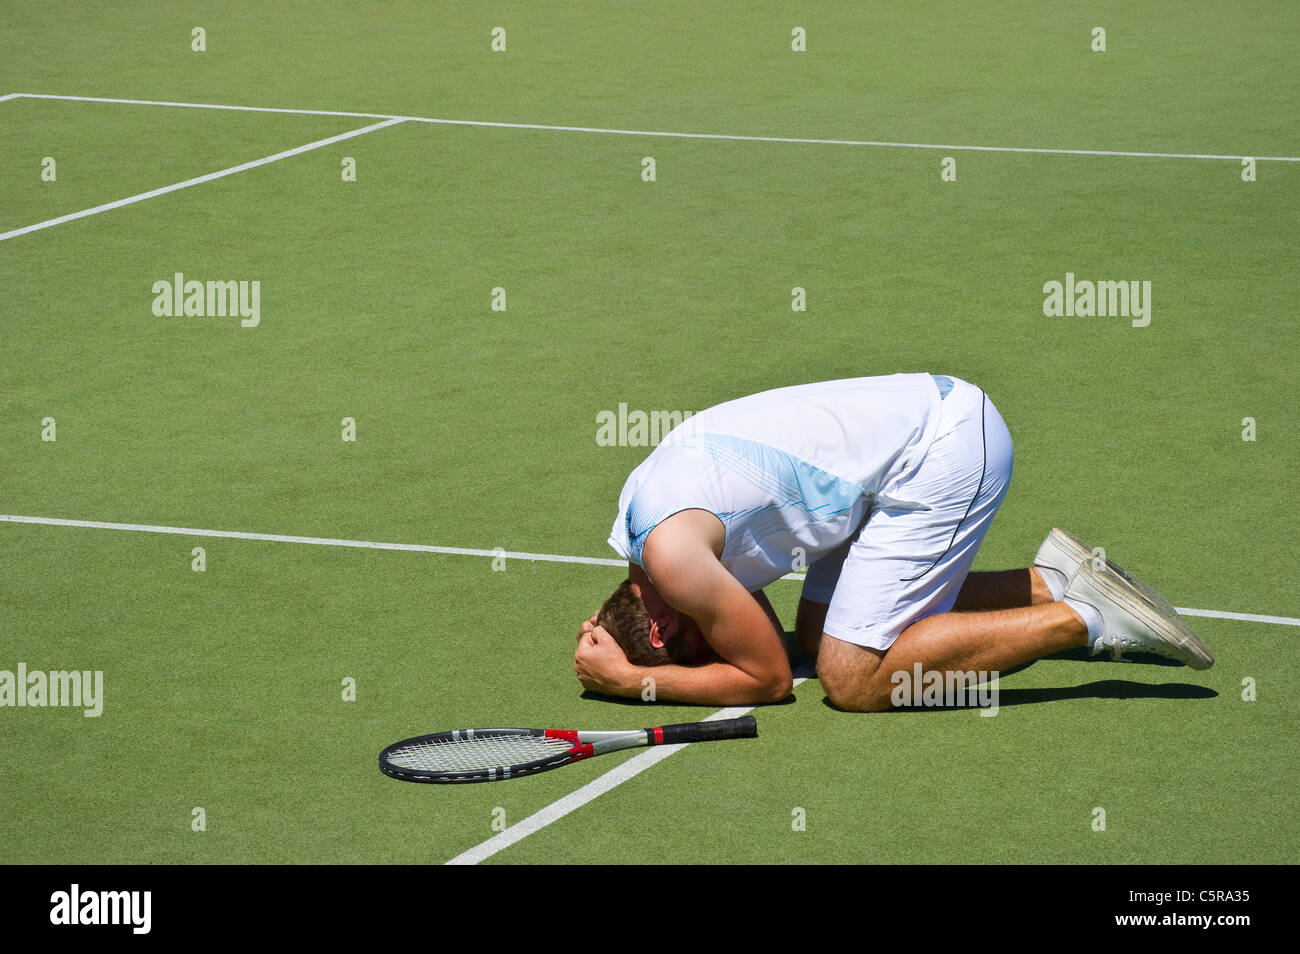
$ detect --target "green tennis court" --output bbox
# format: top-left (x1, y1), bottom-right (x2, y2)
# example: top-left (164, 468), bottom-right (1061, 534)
top-left (1, 1), bottom-right (1296, 865)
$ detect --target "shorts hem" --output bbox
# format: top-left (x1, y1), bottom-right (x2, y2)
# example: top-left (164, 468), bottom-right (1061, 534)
top-left (821, 622), bottom-right (900, 653)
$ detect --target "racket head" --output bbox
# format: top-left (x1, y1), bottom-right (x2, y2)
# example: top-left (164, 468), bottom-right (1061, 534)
top-left (379, 727), bottom-right (578, 783)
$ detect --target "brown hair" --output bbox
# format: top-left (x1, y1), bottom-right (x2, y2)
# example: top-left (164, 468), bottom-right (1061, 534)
top-left (597, 579), bottom-right (690, 667)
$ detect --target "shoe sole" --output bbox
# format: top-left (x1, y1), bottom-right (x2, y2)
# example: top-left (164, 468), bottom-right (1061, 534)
top-left (1080, 562), bottom-right (1214, 670)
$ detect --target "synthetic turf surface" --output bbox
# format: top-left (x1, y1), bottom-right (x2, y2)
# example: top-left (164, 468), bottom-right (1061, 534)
top-left (1, 1), bottom-right (1296, 864)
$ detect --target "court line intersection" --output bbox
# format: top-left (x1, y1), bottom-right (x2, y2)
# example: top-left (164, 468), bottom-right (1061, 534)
top-left (7, 91), bottom-right (1298, 162)
top-left (0, 116), bottom-right (406, 242)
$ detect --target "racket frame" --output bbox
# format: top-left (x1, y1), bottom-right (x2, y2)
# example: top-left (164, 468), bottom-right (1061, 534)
top-left (379, 716), bottom-right (757, 784)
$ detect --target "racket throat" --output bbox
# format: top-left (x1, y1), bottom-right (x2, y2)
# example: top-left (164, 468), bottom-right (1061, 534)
top-left (543, 730), bottom-right (641, 761)
top-left (589, 737), bottom-right (649, 757)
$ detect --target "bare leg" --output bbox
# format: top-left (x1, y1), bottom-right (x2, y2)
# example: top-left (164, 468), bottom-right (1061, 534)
top-left (796, 598), bottom-right (829, 661)
top-left (953, 568), bottom-right (1054, 610)
top-left (818, 601), bottom-right (1087, 712)
top-left (798, 567), bottom-right (1055, 663)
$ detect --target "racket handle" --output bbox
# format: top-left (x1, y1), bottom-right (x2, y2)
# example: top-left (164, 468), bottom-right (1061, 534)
top-left (655, 715), bottom-right (758, 745)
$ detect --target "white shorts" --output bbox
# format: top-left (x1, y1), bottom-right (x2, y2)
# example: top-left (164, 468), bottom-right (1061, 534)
top-left (801, 376), bottom-right (1014, 651)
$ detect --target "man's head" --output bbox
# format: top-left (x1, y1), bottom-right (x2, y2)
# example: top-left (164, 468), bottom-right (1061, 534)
top-left (597, 576), bottom-right (710, 666)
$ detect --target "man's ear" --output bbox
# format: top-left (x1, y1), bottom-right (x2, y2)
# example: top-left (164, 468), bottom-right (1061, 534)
top-left (648, 620), bottom-right (666, 650)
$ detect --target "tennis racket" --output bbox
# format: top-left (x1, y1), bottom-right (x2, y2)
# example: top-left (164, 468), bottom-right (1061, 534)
top-left (379, 715), bottom-right (758, 783)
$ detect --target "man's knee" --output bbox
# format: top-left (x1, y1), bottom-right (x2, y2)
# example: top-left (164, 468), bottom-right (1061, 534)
top-left (817, 634), bottom-right (892, 712)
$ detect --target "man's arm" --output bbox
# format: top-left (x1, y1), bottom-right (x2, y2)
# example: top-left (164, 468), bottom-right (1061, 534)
top-left (751, 588), bottom-right (784, 637)
top-left (638, 510), bottom-right (793, 704)
top-left (574, 626), bottom-right (791, 705)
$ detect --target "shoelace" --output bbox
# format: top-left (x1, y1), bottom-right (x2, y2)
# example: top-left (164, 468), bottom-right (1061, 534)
top-left (1098, 633), bottom-right (1139, 662)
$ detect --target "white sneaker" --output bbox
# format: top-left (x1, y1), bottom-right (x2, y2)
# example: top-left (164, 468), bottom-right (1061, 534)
top-left (1064, 561), bottom-right (1214, 670)
top-left (1035, 528), bottom-right (1091, 585)
top-left (1035, 528), bottom-right (1183, 622)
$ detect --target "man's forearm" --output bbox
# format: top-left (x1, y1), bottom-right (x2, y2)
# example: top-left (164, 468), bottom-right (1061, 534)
top-left (632, 660), bottom-right (790, 706)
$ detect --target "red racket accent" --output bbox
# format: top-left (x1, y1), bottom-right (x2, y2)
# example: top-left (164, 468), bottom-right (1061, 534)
top-left (545, 729), bottom-right (581, 743)
top-left (652, 726), bottom-right (664, 744)
top-left (568, 744), bottom-right (595, 762)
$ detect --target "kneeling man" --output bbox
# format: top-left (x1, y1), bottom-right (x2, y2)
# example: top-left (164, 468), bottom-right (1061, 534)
top-left (573, 373), bottom-right (1212, 711)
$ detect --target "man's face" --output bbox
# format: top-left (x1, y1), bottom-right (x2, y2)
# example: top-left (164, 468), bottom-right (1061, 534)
top-left (628, 573), bottom-right (713, 664)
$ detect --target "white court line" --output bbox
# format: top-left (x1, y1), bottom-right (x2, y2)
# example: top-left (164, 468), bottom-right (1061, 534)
top-left (11, 92), bottom-right (1300, 163)
top-left (0, 93), bottom-right (22, 103)
top-left (0, 117), bottom-right (406, 242)
top-left (15, 92), bottom-right (411, 121)
top-left (444, 680), bottom-right (809, 866)
top-left (0, 513), bottom-right (622, 568)
top-left (2, 512), bottom-right (1296, 626)
top-left (1171, 607), bottom-right (1300, 627)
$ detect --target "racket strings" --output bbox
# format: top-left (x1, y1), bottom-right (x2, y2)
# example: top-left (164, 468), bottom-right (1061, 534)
top-left (387, 733), bottom-right (573, 772)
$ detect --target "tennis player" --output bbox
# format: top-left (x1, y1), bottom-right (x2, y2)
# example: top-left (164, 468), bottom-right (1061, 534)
top-left (573, 373), bottom-right (1213, 710)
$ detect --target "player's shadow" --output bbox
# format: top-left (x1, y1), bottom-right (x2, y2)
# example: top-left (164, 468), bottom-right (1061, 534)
top-left (859, 679), bottom-right (1218, 712)
top-left (579, 689), bottom-right (801, 707)
top-left (815, 634), bottom-right (1218, 709)
top-left (986, 648), bottom-right (1186, 681)
top-left (1040, 647), bottom-right (1185, 667)
top-left (815, 651), bottom-right (1216, 711)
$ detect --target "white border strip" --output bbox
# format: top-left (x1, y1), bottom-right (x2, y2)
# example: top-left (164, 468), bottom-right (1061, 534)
top-left (10, 92), bottom-right (1298, 162)
top-left (0, 117), bottom-right (406, 242)
top-left (2, 513), bottom-right (1295, 626)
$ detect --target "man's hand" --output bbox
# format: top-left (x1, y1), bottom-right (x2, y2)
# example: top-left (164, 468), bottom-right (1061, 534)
top-left (573, 625), bottom-right (637, 697)
top-left (576, 609), bottom-right (599, 643)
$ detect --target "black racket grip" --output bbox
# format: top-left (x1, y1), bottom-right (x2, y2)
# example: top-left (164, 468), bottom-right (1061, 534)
top-left (655, 715), bottom-right (758, 745)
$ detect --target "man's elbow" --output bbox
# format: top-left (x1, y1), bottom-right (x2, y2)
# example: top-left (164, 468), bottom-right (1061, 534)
top-left (758, 673), bottom-right (794, 703)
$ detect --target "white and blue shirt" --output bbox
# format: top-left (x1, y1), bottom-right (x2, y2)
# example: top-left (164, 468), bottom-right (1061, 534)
top-left (608, 373), bottom-right (946, 591)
